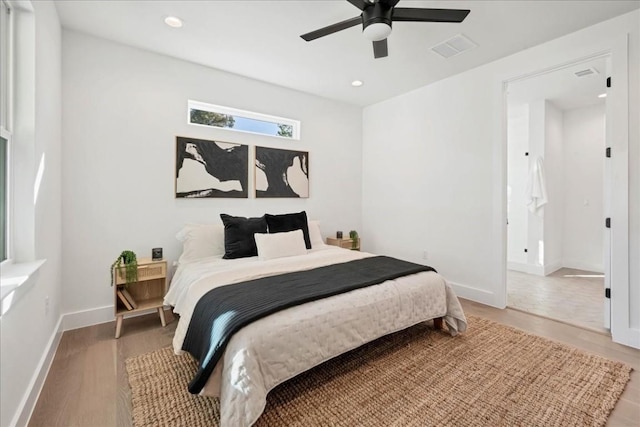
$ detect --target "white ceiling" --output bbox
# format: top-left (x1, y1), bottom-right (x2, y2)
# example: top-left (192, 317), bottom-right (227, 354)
top-left (54, 1), bottom-right (639, 107)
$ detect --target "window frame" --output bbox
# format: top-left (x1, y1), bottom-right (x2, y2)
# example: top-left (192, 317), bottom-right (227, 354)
top-left (0, 0), bottom-right (13, 265)
top-left (0, 131), bottom-right (10, 265)
top-left (188, 100), bottom-right (301, 140)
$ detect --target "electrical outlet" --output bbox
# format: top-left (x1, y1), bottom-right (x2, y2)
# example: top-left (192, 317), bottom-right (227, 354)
top-left (422, 250), bottom-right (428, 260)
top-left (45, 296), bottom-right (49, 315)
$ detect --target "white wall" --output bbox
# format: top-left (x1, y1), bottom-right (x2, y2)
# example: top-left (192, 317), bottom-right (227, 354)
top-left (363, 73), bottom-right (497, 304)
top-left (507, 99), bottom-right (568, 276)
top-left (563, 104), bottom-right (605, 272)
top-left (0, 2), bottom-right (63, 426)
top-left (526, 100), bottom-right (546, 270)
top-left (61, 31), bottom-right (363, 323)
top-left (507, 99), bottom-right (605, 276)
top-left (511, 99), bottom-right (564, 275)
top-left (362, 10), bottom-right (639, 345)
top-left (507, 104), bottom-right (529, 265)
top-left (543, 100), bottom-right (564, 273)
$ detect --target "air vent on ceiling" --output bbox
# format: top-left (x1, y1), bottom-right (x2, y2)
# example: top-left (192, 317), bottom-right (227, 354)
top-left (574, 67), bottom-right (599, 77)
top-left (431, 34), bottom-right (477, 58)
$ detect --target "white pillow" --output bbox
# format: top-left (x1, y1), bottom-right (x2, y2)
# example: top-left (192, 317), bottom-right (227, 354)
top-left (254, 229), bottom-right (307, 261)
top-left (176, 223), bottom-right (225, 263)
top-left (308, 220), bottom-right (325, 248)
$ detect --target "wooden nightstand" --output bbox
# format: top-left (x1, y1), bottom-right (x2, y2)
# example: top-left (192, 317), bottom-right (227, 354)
top-left (326, 237), bottom-right (361, 251)
top-left (113, 258), bottom-right (168, 339)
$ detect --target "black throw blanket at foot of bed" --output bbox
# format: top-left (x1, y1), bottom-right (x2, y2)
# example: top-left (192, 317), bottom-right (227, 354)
top-left (182, 256), bottom-right (436, 393)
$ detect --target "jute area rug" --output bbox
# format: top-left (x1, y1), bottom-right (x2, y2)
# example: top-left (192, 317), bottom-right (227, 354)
top-left (126, 316), bottom-right (631, 427)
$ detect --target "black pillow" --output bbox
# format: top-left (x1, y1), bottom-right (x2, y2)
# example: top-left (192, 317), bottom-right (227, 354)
top-left (265, 211), bottom-right (311, 249)
top-left (220, 214), bottom-right (268, 259)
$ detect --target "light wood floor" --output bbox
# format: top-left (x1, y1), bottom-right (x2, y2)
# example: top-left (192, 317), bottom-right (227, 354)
top-left (28, 300), bottom-right (639, 427)
top-left (507, 267), bottom-right (606, 332)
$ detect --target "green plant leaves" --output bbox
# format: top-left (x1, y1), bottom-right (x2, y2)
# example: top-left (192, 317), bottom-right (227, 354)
top-left (110, 250), bottom-right (138, 286)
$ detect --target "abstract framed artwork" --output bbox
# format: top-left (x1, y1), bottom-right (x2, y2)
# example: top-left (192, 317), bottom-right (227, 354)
top-left (255, 146), bottom-right (309, 198)
top-left (175, 136), bottom-right (248, 198)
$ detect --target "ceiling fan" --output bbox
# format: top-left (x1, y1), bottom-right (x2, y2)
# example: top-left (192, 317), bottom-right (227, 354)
top-left (300, 0), bottom-right (470, 59)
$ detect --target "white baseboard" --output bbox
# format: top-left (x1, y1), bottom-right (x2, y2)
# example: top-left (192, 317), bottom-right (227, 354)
top-left (62, 304), bottom-right (165, 332)
top-left (12, 315), bottom-right (64, 427)
top-left (62, 304), bottom-right (114, 331)
top-left (510, 260), bottom-right (604, 276)
top-left (562, 259), bottom-right (604, 274)
top-left (543, 261), bottom-right (563, 276)
top-left (612, 327), bottom-right (640, 349)
top-left (507, 261), bottom-right (530, 273)
top-left (448, 281), bottom-right (497, 308)
top-left (507, 261), bottom-right (544, 276)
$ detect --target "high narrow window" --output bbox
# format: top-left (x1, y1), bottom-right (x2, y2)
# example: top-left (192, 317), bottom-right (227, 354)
top-left (188, 100), bottom-right (300, 140)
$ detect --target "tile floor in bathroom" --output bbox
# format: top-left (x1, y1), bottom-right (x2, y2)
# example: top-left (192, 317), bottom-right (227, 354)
top-left (507, 267), bottom-right (607, 333)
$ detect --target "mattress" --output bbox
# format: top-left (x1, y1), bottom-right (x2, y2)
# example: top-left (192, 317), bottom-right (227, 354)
top-left (166, 245), bottom-right (467, 427)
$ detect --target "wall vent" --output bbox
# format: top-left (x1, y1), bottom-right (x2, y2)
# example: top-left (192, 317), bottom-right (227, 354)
top-left (431, 34), bottom-right (477, 58)
top-left (574, 67), bottom-right (599, 77)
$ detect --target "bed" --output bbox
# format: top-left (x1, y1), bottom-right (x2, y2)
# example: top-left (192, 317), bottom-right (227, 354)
top-left (165, 215), bottom-right (467, 427)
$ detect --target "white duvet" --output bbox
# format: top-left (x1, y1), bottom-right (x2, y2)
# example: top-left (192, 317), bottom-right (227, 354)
top-left (166, 245), bottom-right (467, 427)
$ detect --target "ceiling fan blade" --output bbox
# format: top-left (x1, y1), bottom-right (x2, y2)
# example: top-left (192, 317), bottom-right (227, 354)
top-left (392, 8), bottom-right (470, 23)
top-left (347, 0), bottom-right (369, 11)
top-left (373, 39), bottom-right (388, 58)
top-left (301, 16), bottom-right (362, 41)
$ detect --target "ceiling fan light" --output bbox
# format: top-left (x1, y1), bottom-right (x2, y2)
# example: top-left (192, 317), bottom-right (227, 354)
top-left (362, 23), bottom-right (391, 41)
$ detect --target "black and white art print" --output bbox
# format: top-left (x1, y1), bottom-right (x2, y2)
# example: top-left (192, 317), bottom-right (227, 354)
top-left (255, 146), bottom-right (309, 198)
top-left (175, 137), bottom-right (248, 198)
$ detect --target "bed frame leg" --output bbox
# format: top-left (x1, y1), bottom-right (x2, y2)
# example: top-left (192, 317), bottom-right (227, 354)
top-left (433, 317), bottom-right (444, 330)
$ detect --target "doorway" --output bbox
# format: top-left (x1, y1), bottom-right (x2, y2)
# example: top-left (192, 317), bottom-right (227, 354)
top-left (505, 56), bottom-right (609, 333)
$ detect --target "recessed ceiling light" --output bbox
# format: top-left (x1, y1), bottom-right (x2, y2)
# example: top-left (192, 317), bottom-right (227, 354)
top-left (351, 80), bottom-right (363, 87)
top-left (598, 93), bottom-right (607, 98)
top-left (164, 16), bottom-right (183, 28)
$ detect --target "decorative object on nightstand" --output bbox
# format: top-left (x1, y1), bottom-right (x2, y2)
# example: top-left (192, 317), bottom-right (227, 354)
top-left (152, 247), bottom-right (163, 260)
top-left (110, 250), bottom-right (138, 286)
top-left (326, 233), bottom-right (361, 251)
top-left (336, 231), bottom-right (343, 239)
top-left (112, 257), bottom-right (169, 339)
top-left (349, 230), bottom-right (359, 249)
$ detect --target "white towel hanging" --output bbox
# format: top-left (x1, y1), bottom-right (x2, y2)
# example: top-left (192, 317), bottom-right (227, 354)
top-left (525, 156), bottom-right (548, 216)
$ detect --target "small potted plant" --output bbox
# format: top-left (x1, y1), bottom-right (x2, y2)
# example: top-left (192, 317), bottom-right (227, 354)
top-left (349, 230), bottom-right (359, 250)
top-left (110, 250), bottom-right (138, 286)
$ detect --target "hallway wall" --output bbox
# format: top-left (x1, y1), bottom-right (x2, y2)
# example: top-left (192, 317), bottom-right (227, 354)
top-left (562, 104), bottom-right (605, 272)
